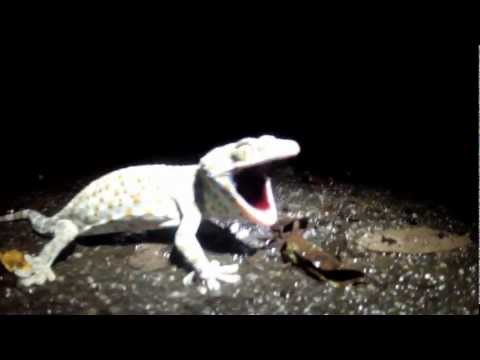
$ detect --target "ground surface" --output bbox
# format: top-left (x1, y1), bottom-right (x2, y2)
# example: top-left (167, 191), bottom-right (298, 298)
top-left (0, 167), bottom-right (477, 315)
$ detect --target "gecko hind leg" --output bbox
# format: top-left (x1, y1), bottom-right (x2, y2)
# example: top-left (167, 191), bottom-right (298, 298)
top-left (15, 219), bottom-right (79, 287)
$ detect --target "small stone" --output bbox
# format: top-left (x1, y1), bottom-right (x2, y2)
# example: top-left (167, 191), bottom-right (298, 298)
top-left (128, 244), bottom-right (169, 272)
top-left (87, 308), bottom-right (98, 315)
top-left (109, 306), bottom-right (122, 314)
top-left (229, 222), bottom-right (240, 234)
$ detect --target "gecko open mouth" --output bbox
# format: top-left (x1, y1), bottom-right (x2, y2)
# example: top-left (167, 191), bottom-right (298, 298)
top-left (231, 164), bottom-right (278, 226)
top-left (233, 165), bottom-right (270, 210)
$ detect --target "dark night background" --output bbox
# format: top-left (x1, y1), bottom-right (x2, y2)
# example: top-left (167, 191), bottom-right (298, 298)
top-left (0, 37), bottom-right (477, 223)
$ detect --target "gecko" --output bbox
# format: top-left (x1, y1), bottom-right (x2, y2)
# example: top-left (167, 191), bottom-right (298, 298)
top-left (0, 135), bottom-right (300, 291)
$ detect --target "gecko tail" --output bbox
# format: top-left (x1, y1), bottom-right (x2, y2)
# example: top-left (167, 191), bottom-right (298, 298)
top-left (0, 209), bottom-right (55, 235)
top-left (0, 210), bottom-right (30, 222)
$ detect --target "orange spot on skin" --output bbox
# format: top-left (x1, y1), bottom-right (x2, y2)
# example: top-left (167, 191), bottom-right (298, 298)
top-left (132, 194), bottom-right (141, 205)
top-left (145, 209), bottom-right (155, 217)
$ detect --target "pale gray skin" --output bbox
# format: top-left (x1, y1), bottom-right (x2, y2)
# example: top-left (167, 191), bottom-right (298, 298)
top-left (0, 135), bottom-right (300, 291)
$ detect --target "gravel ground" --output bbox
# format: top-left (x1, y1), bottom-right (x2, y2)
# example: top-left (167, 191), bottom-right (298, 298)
top-left (0, 167), bottom-right (477, 315)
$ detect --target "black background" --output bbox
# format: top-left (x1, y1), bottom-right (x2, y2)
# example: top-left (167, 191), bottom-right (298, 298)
top-left (0, 36), bottom-right (477, 222)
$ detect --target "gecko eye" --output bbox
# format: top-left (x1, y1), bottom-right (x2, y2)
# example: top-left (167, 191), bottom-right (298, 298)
top-left (231, 144), bottom-right (252, 162)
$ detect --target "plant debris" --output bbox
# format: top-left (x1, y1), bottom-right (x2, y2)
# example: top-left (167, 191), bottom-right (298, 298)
top-left (272, 217), bottom-right (309, 235)
top-left (357, 226), bottom-right (471, 253)
top-left (277, 219), bottom-right (366, 285)
top-left (0, 249), bottom-right (31, 272)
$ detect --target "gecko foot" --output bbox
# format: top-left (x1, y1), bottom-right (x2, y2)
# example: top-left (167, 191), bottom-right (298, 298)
top-left (15, 255), bottom-right (56, 287)
top-left (183, 260), bottom-right (241, 292)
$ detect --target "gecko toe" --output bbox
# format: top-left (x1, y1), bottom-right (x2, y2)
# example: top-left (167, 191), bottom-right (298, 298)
top-left (216, 273), bottom-right (241, 284)
top-left (184, 260), bottom-right (241, 292)
top-left (182, 271), bottom-right (196, 286)
top-left (206, 278), bottom-right (221, 292)
top-left (218, 264), bottom-right (239, 273)
top-left (15, 255), bottom-right (56, 287)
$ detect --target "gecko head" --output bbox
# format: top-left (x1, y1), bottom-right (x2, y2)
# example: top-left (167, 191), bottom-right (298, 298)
top-left (199, 135), bottom-right (300, 226)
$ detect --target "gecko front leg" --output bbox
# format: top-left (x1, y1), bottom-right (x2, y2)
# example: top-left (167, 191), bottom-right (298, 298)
top-left (174, 206), bottom-right (240, 292)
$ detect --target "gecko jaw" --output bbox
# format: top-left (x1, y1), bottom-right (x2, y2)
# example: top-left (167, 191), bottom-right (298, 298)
top-left (231, 164), bottom-right (278, 226)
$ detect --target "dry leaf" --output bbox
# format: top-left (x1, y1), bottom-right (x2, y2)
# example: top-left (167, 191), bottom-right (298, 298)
top-left (0, 250), bottom-right (32, 272)
top-left (280, 220), bottom-right (365, 284)
top-left (357, 226), bottom-right (471, 253)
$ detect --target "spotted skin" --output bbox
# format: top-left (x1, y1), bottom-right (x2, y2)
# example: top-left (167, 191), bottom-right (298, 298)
top-left (0, 135), bottom-right (300, 291)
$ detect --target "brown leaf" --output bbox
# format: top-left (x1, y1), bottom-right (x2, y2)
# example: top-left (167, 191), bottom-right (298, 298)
top-left (271, 217), bottom-right (309, 235)
top-left (357, 227), bottom-right (471, 253)
top-left (280, 220), bottom-right (365, 284)
top-left (0, 250), bottom-right (32, 272)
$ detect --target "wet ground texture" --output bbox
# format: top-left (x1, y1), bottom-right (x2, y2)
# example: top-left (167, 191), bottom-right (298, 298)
top-left (0, 167), bottom-right (478, 314)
